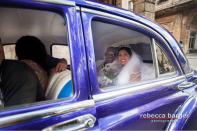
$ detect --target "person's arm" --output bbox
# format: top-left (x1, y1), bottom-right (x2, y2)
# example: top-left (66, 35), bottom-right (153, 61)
top-left (46, 55), bottom-right (67, 73)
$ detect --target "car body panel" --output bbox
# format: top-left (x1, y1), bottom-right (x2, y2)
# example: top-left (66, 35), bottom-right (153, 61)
top-left (1, 100), bottom-right (97, 130)
top-left (80, 8), bottom-right (192, 130)
top-left (0, 0), bottom-right (196, 130)
top-left (0, 0), bottom-right (96, 130)
top-left (167, 96), bottom-right (197, 130)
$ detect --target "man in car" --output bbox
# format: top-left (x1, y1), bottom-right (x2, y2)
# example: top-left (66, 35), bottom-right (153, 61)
top-left (97, 46), bottom-right (119, 87)
top-left (15, 36), bottom-right (68, 91)
top-left (0, 60), bottom-right (45, 107)
top-left (0, 38), bottom-right (45, 107)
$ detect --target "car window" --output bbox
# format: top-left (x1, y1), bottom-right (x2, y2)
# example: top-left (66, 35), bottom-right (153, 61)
top-left (0, 7), bottom-right (73, 108)
top-left (3, 44), bottom-right (17, 59)
top-left (92, 20), bottom-right (156, 89)
top-left (155, 44), bottom-right (175, 75)
top-left (51, 44), bottom-right (71, 65)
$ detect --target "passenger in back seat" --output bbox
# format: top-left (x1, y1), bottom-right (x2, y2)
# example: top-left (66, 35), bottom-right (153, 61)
top-left (0, 60), bottom-right (45, 106)
top-left (97, 46), bottom-right (119, 87)
top-left (15, 36), bottom-right (68, 91)
top-left (116, 47), bottom-right (141, 85)
top-left (15, 36), bottom-right (68, 73)
top-left (0, 39), bottom-right (45, 107)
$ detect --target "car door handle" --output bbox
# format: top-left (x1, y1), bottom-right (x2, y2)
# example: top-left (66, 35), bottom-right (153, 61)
top-left (42, 114), bottom-right (96, 131)
top-left (178, 81), bottom-right (195, 90)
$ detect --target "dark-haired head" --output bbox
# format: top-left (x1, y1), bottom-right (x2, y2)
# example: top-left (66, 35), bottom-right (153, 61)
top-left (104, 46), bottom-right (116, 64)
top-left (118, 47), bottom-right (132, 66)
top-left (15, 36), bottom-right (47, 68)
top-left (118, 47), bottom-right (132, 56)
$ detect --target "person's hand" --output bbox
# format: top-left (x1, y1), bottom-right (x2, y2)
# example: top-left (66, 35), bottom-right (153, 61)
top-left (130, 72), bottom-right (141, 82)
top-left (55, 59), bottom-right (67, 73)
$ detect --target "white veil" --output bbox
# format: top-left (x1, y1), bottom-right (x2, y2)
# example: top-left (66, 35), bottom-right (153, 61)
top-left (116, 51), bottom-right (142, 85)
top-left (115, 51), bottom-right (155, 85)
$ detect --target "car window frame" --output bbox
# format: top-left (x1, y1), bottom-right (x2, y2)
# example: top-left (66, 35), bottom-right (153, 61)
top-left (2, 43), bottom-right (16, 60)
top-left (50, 43), bottom-right (69, 56)
top-left (0, 3), bottom-right (79, 112)
top-left (92, 19), bottom-right (157, 88)
top-left (154, 42), bottom-right (177, 77)
top-left (82, 8), bottom-right (184, 94)
top-left (50, 43), bottom-right (71, 65)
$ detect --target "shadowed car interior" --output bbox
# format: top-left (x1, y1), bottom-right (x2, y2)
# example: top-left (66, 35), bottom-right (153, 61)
top-left (0, 7), bottom-right (73, 108)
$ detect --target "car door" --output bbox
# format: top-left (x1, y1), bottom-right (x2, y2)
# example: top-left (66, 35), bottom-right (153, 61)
top-left (168, 50), bottom-right (197, 130)
top-left (0, 0), bottom-right (97, 130)
top-left (81, 7), bottom-right (192, 130)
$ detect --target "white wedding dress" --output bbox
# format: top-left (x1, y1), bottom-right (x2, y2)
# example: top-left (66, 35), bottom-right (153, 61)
top-left (116, 52), bottom-right (155, 85)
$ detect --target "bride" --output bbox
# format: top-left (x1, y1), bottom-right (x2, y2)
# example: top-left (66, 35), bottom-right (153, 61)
top-left (116, 46), bottom-right (155, 86)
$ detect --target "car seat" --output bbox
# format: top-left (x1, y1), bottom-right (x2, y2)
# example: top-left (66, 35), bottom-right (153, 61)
top-left (45, 70), bottom-right (72, 100)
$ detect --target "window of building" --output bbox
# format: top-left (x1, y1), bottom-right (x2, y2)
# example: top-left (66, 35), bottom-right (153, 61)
top-left (0, 7), bottom-right (73, 108)
top-left (157, 0), bottom-right (168, 4)
top-left (189, 31), bottom-right (197, 50)
top-left (128, 0), bottom-right (133, 11)
top-left (112, 0), bottom-right (117, 6)
top-left (94, 0), bottom-right (116, 6)
top-left (92, 20), bottom-right (156, 89)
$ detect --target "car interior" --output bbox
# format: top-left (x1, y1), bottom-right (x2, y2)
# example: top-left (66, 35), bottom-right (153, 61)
top-left (0, 6), bottom-right (173, 107)
top-left (0, 7), bottom-right (73, 108)
top-left (92, 21), bottom-right (153, 61)
top-left (92, 20), bottom-right (155, 88)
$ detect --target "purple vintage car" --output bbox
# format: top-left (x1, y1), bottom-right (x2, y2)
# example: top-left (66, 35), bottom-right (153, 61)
top-left (0, 0), bottom-right (196, 130)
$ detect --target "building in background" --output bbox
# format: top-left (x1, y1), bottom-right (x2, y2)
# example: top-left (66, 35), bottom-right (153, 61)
top-left (156, 0), bottom-right (197, 53)
top-left (94, 0), bottom-right (133, 10)
top-left (95, 0), bottom-right (197, 53)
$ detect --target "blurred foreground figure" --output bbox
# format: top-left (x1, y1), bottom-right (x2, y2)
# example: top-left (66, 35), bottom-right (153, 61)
top-left (0, 38), bottom-right (44, 107)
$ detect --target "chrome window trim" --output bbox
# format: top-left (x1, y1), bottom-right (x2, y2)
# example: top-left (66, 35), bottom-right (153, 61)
top-left (81, 8), bottom-right (183, 74)
top-left (76, 6), bottom-right (80, 11)
top-left (93, 75), bottom-right (185, 102)
top-left (0, 100), bottom-right (95, 127)
top-left (186, 71), bottom-right (194, 78)
top-left (159, 71), bottom-right (177, 78)
top-left (34, 0), bottom-right (75, 6)
top-left (151, 38), bottom-right (159, 77)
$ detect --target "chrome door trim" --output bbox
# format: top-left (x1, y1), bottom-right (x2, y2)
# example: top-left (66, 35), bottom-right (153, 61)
top-left (81, 7), bottom-right (183, 74)
top-left (0, 100), bottom-right (95, 127)
top-left (186, 71), bottom-right (194, 78)
top-left (93, 76), bottom-right (185, 102)
top-left (34, 0), bottom-right (75, 6)
top-left (42, 114), bottom-right (96, 131)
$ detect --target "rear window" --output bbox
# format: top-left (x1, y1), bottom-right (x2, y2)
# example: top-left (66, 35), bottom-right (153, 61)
top-left (0, 7), bottom-right (73, 109)
top-left (92, 20), bottom-right (156, 89)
